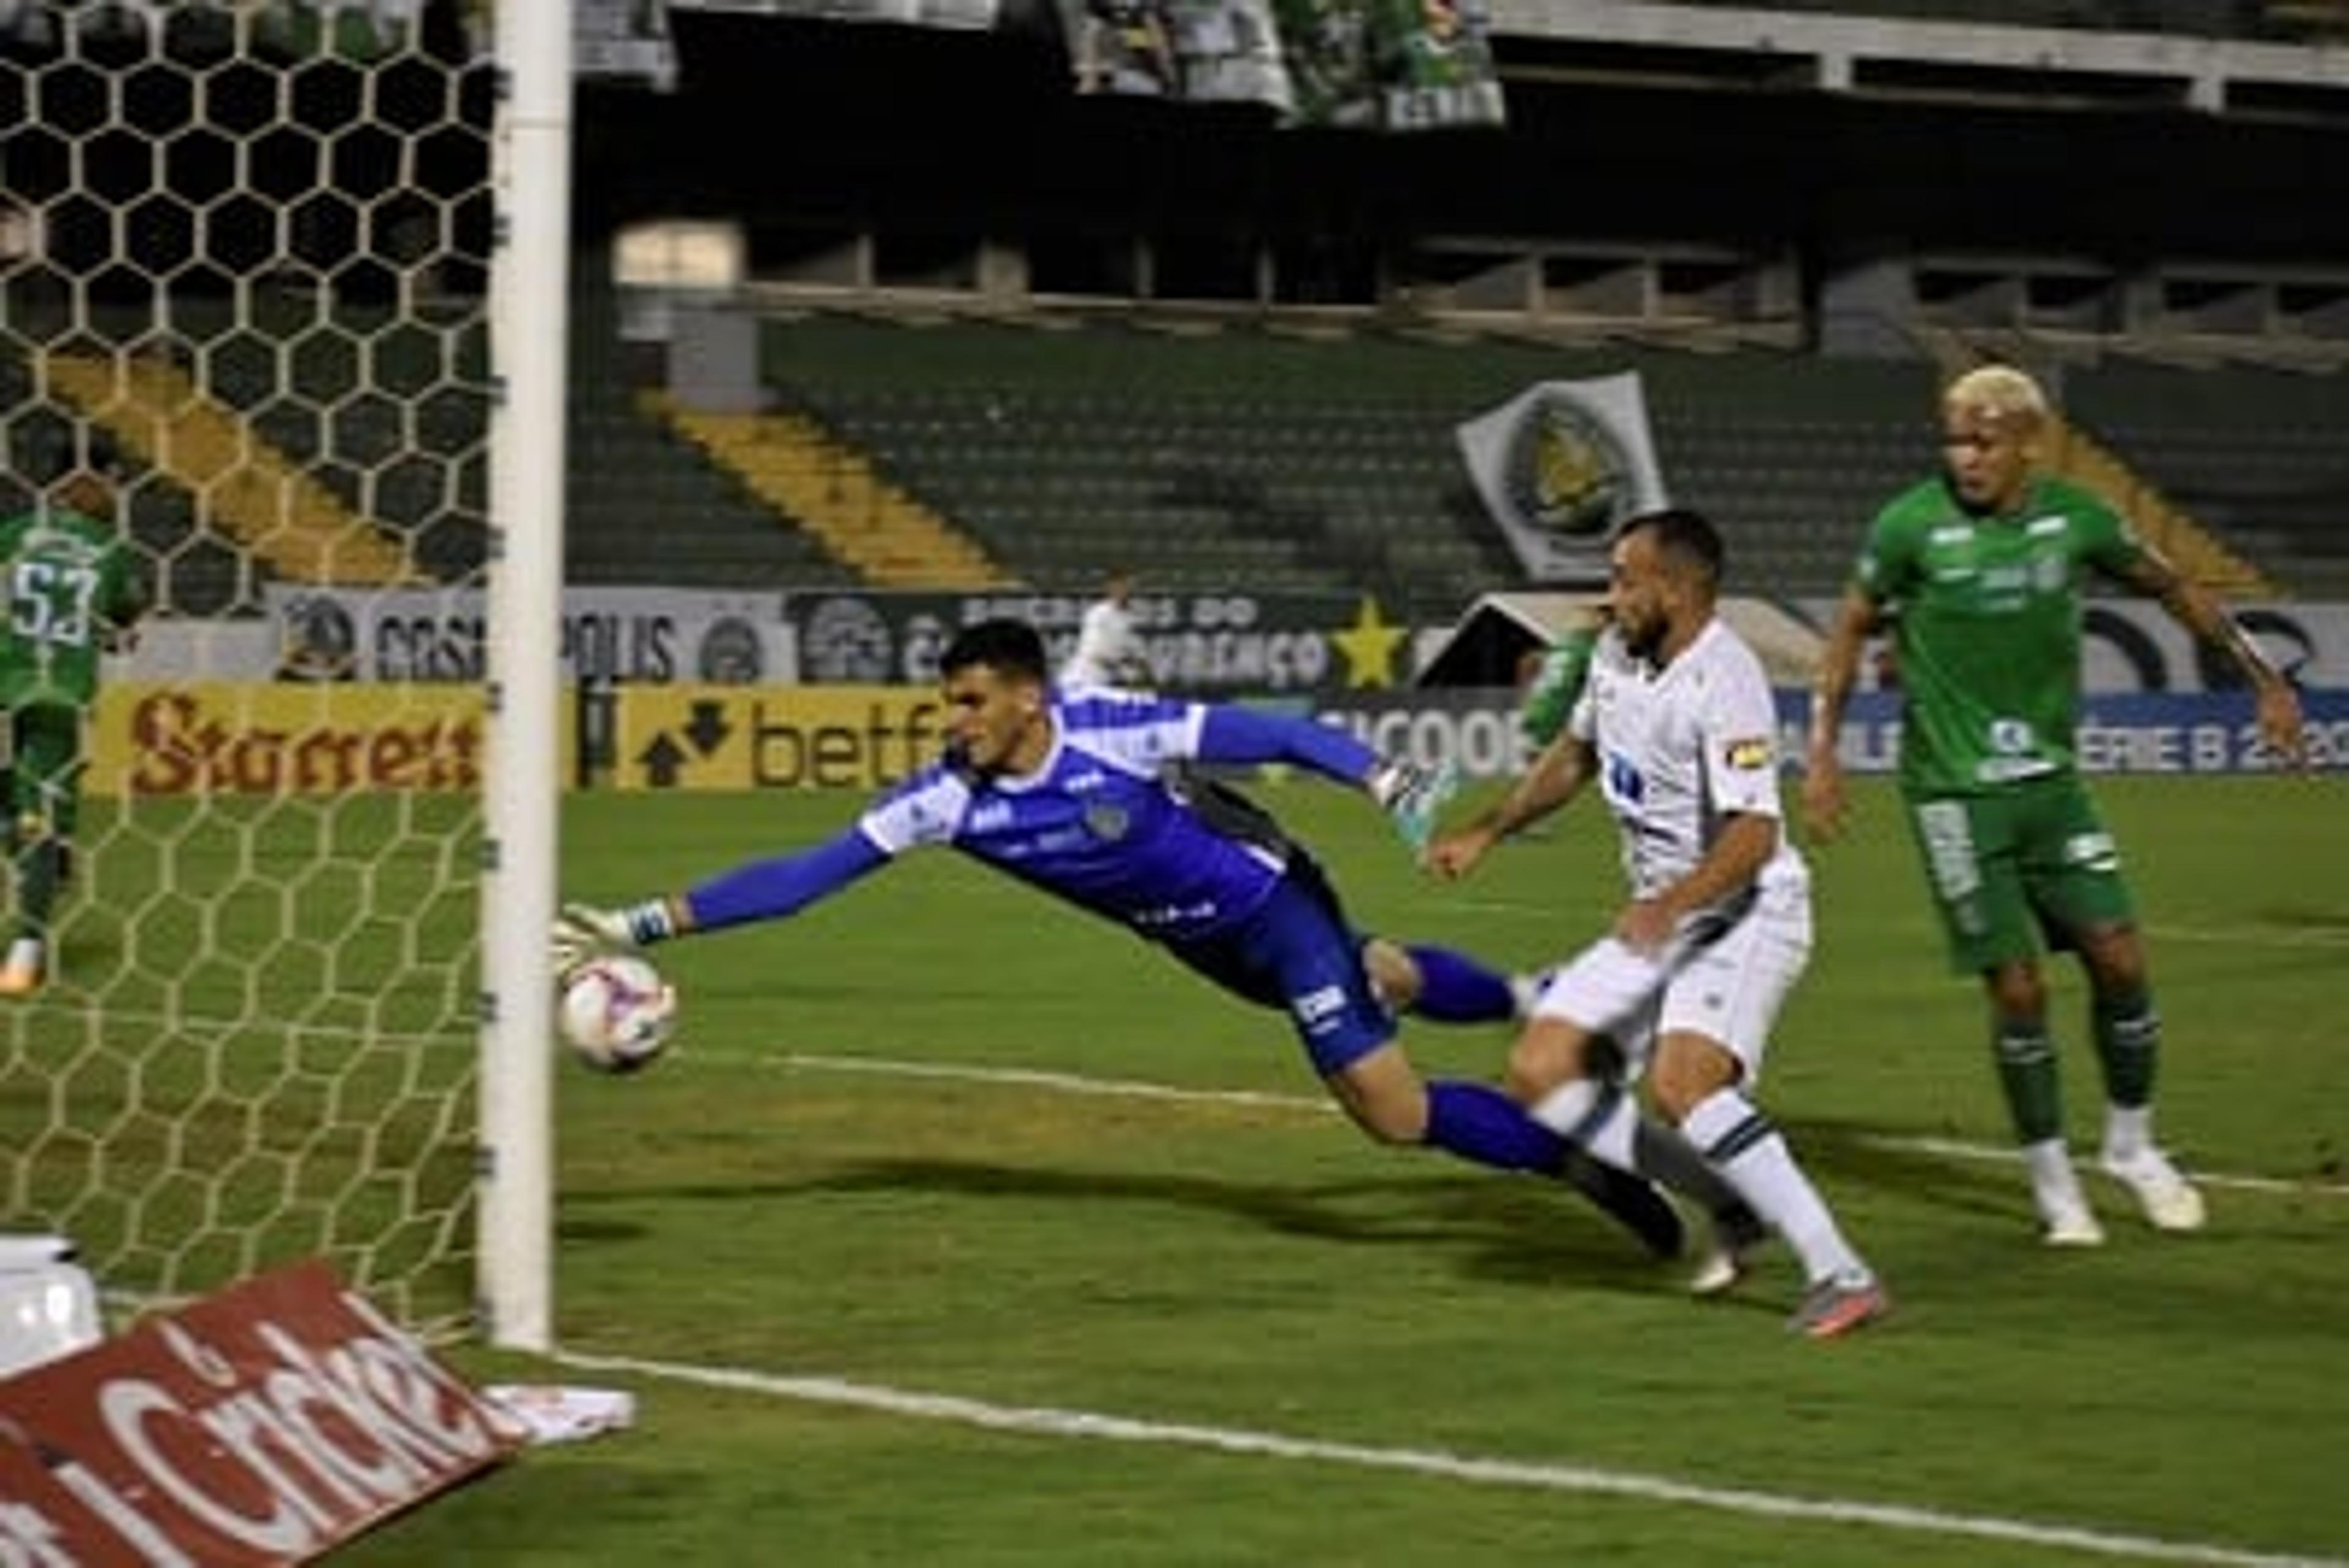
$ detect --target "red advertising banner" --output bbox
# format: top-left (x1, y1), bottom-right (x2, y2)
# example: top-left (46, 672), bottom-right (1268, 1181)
top-left (0, 1259), bottom-right (525, 1566)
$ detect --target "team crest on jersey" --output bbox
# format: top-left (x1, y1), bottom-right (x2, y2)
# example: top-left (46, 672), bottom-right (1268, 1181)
top-left (1724, 737), bottom-right (1772, 770)
top-left (1083, 801), bottom-right (1131, 842)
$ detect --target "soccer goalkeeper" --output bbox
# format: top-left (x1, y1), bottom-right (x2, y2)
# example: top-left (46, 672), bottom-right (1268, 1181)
top-left (558, 616), bottom-right (1762, 1269)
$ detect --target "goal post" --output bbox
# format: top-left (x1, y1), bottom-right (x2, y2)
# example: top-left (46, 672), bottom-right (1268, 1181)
top-left (480, 0), bottom-right (574, 1353)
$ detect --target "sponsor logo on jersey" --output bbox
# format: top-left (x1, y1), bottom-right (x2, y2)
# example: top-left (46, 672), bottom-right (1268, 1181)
top-left (1724, 736), bottom-right (1772, 770)
top-left (2063, 831), bottom-right (2121, 872)
top-left (1292, 984), bottom-right (1347, 1029)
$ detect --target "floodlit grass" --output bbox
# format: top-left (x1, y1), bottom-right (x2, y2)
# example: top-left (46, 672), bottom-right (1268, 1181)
top-left (322, 776), bottom-right (2344, 1562)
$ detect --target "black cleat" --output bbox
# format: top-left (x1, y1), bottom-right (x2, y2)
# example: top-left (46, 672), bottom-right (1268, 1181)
top-left (1559, 1146), bottom-right (1686, 1259)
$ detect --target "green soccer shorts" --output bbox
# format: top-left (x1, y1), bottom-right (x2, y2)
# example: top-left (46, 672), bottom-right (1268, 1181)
top-left (1901, 774), bottom-right (2138, 974)
top-left (2, 704), bottom-right (87, 845)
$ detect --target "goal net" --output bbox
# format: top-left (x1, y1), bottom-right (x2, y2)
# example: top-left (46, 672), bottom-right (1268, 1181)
top-left (0, 0), bottom-right (499, 1332)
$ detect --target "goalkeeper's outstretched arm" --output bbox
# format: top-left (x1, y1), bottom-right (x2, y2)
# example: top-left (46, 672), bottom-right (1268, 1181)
top-left (555, 829), bottom-right (890, 971)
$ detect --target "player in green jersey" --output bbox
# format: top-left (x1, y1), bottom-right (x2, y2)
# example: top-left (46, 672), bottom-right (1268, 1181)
top-left (1801, 365), bottom-right (2305, 1246)
top-left (0, 466), bottom-right (147, 997)
top-left (1515, 613), bottom-right (1601, 751)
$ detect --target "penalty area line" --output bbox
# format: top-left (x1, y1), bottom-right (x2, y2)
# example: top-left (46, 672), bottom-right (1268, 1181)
top-left (763, 1050), bottom-right (2345, 1202)
top-left (549, 1347), bottom-right (2341, 1568)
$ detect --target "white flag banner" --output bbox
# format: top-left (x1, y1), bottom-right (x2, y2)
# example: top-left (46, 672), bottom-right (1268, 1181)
top-left (1454, 373), bottom-right (1669, 585)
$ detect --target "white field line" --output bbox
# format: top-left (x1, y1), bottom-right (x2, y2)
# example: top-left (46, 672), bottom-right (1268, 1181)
top-left (549, 1347), bottom-right (2346, 1568)
top-left (763, 1050), bottom-right (2347, 1201)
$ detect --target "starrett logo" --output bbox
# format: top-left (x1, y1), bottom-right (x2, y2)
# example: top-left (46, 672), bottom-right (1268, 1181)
top-left (0, 1259), bottom-right (524, 1566)
top-left (92, 686), bottom-right (488, 797)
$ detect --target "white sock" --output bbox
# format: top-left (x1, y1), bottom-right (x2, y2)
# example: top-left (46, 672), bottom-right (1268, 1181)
top-left (1527, 1078), bottom-right (1638, 1169)
top-left (1682, 1088), bottom-right (1866, 1287)
top-left (2025, 1138), bottom-right (2089, 1208)
top-left (2102, 1105), bottom-right (2153, 1163)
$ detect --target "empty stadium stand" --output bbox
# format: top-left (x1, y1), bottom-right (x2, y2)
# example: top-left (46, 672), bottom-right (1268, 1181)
top-left (4, 291), bottom-right (489, 615)
top-left (2064, 356), bottom-right (2349, 596)
top-left (11, 294), bottom-right (2333, 617)
top-left (565, 292), bottom-right (864, 590)
top-left (721, 308), bottom-right (2348, 611)
top-left (750, 311), bottom-right (1953, 611)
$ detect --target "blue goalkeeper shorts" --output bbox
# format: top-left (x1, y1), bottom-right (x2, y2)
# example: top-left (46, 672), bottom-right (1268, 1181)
top-left (1165, 858), bottom-right (1395, 1076)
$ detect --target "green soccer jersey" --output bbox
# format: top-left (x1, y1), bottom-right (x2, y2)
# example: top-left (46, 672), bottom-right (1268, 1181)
top-left (1518, 626), bottom-right (1597, 748)
top-left (0, 507), bottom-right (144, 710)
top-left (1855, 475), bottom-right (2145, 797)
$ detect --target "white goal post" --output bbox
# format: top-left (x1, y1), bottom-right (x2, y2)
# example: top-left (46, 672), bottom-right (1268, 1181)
top-left (481, 0), bottom-right (573, 1352)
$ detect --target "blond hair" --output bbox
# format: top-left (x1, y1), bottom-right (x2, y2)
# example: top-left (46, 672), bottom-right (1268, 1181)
top-left (1942, 365), bottom-right (2049, 426)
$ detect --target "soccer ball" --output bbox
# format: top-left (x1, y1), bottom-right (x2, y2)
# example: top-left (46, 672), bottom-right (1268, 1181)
top-left (557, 953), bottom-right (677, 1073)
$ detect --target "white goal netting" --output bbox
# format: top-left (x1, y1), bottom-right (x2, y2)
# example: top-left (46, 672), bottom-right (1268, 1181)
top-left (0, 0), bottom-right (495, 1329)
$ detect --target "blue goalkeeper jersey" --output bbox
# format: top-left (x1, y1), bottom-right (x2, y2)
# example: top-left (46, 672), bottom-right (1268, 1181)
top-left (860, 690), bottom-right (1297, 944)
top-left (678, 688), bottom-right (1385, 950)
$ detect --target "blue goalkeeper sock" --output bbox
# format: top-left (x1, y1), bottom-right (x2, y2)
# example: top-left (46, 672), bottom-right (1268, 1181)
top-left (1405, 945), bottom-right (1515, 1023)
top-left (1423, 1080), bottom-right (1564, 1170)
top-left (1426, 1080), bottom-right (1688, 1258)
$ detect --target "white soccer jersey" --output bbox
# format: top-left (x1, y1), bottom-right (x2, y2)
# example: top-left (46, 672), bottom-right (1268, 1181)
top-left (1059, 599), bottom-right (1147, 689)
top-left (1570, 617), bottom-right (1808, 915)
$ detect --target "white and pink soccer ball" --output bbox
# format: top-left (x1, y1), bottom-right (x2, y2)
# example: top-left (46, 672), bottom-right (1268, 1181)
top-left (557, 953), bottom-right (677, 1073)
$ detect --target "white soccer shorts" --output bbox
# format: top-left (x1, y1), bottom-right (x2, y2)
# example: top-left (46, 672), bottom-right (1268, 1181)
top-left (1524, 887), bottom-right (1812, 1080)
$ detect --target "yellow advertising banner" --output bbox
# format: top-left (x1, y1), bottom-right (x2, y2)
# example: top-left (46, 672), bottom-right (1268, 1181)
top-left (609, 686), bottom-right (946, 792)
top-left (91, 684), bottom-right (497, 797)
top-left (84, 683), bottom-right (936, 797)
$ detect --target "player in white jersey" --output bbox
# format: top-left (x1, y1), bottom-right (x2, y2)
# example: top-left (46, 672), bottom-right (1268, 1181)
top-left (1059, 568), bottom-right (1149, 689)
top-left (1430, 508), bottom-right (1886, 1339)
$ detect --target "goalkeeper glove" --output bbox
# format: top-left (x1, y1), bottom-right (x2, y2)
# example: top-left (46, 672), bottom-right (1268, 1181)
top-left (1370, 757), bottom-right (1461, 856)
top-left (552, 899), bottom-right (677, 978)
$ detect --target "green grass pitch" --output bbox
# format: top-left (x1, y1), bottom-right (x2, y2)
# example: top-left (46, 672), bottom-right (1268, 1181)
top-left (241, 776), bottom-right (2349, 1562)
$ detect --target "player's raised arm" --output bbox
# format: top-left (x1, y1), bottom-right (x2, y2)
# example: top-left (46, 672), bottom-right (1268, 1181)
top-left (1193, 703), bottom-right (1460, 855)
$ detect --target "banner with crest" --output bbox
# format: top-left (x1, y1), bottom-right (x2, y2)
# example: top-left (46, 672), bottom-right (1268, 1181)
top-left (1453, 373), bottom-right (1670, 586)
